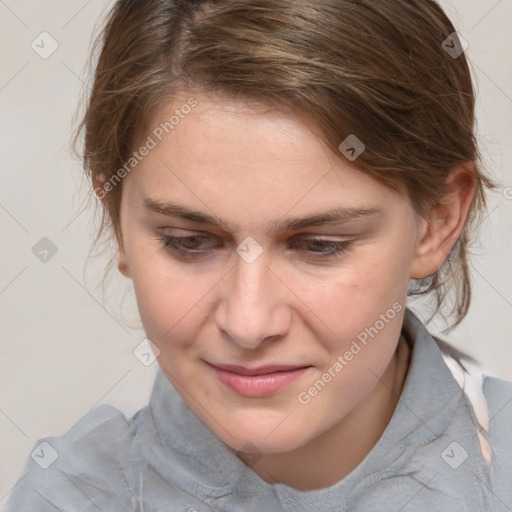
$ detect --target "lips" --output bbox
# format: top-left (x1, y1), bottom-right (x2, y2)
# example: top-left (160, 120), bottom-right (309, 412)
top-left (208, 362), bottom-right (311, 397)
top-left (212, 364), bottom-right (308, 375)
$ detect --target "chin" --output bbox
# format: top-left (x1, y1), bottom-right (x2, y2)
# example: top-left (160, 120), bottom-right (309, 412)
top-left (212, 414), bottom-right (313, 455)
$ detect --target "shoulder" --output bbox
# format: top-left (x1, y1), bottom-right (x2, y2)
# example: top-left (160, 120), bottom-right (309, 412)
top-left (482, 373), bottom-right (512, 443)
top-left (435, 335), bottom-right (512, 438)
top-left (4, 404), bottom-right (139, 511)
top-left (483, 373), bottom-right (512, 405)
top-left (481, 374), bottom-right (512, 507)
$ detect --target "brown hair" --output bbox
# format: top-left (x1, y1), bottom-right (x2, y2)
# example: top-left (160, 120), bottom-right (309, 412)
top-left (75, 0), bottom-right (494, 329)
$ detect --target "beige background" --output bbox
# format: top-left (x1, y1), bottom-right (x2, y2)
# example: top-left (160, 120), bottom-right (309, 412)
top-left (1, 0), bottom-right (511, 504)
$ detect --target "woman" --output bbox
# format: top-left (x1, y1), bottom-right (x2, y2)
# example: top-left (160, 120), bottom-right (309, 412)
top-left (5, 0), bottom-right (511, 510)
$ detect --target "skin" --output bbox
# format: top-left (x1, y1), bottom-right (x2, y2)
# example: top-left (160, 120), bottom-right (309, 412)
top-left (105, 90), bottom-right (475, 490)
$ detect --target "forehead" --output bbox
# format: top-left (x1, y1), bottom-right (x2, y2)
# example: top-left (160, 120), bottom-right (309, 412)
top-left (150, 92), bottom-right (328, 162)
top-left (125, 91), bottom-right (410, 225)
top-left (138, 92), bottom-right (363, 181)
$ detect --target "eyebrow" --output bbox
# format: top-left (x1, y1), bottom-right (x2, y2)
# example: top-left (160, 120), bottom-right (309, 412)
top-left (143, 197), bottom-right (381, 234)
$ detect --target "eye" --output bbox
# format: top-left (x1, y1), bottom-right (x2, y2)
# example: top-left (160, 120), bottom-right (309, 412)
top-left (160, 234), bottom-right (220, 259)
top-left (288, 237), bottom-right (350, 258)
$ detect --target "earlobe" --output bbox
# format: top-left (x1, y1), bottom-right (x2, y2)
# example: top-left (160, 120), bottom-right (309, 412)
top-left (117, 248), bottom-right (132, 278)
top-left (92, 173), bottom-right (106, 202)
top-left (410, 163), bottom-right (476, 279)
top-left (409, 219), bottom-right (457, 279)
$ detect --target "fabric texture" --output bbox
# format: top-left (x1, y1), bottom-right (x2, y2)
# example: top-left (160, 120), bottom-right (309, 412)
top-left (4, 309), bottom-right (512, 511)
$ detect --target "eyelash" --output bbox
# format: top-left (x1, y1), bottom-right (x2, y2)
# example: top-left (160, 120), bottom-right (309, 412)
top-left (159, 234), bottom-right (350, 260)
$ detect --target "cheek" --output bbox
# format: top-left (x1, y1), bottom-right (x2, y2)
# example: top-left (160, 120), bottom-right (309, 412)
top-left (296, 269), bottom-right (406, 417)
top-left (297, 256), bottom-right (406, 338)
top-left (128, 252), bottom-right (212, 351)
top-left (293, 252), bottom-right (408, 382)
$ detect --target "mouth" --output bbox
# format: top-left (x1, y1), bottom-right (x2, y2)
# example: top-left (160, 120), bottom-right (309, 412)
top-left (207, 362), bottom-right (312, 398)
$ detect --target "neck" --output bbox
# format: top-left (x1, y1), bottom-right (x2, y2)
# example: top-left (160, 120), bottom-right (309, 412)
top-left (246, 334), bottom-right (411, 490)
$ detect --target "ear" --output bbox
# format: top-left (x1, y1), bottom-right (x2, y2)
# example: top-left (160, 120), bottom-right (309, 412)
top-left (92, 172), bottom-right (132, 278)
top-left (410, 162), bottom-right (476, 279)
top-left (92, 173), bottom-right (106, 202)
top-left (117, 246), bottom-right (132, 278)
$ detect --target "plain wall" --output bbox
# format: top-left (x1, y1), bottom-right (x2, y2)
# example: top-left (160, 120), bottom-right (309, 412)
top-left (1, 0), bottom-right (511, 504)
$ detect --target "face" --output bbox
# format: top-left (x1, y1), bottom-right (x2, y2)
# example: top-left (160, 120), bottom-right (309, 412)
top-left (116, 91), bottom-right (429, 454)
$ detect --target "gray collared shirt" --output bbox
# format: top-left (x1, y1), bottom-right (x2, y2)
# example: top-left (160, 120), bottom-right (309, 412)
top-left (4, 309), bottom-right (512, 511)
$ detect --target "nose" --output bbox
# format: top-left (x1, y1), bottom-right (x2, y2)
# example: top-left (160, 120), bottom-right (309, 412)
top-left (214, 252), bottom-right (292, 350)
